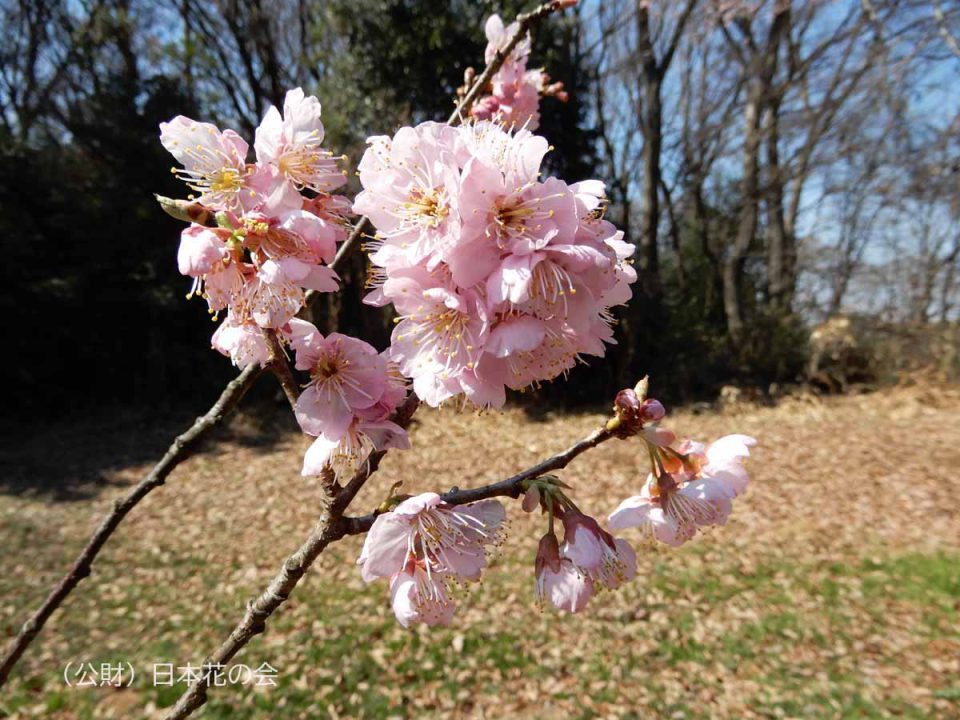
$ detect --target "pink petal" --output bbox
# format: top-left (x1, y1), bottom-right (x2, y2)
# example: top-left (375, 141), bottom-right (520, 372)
top-left (254, 106), bottom-right (283, 164)
top-left (301, 434), bottom-right (338, 476)
top-left (177, 226), bottom-right (223, 277)
top-left (485, 316), bottom-right (546, 358)
top-left (561, 524), bottom-right (606, 572)
top-left (544, 561), bottom-right (593, 613)
top-left (393, 492), bottom-right (443, 517)
top-left (607, 496), bottom-right (654, 531)
top-left (358, 515), bottom-right (412, 582)
top-left (706, 435), bottom-right (756, 466)
top-left (294, 384), bottom-right (354, 439)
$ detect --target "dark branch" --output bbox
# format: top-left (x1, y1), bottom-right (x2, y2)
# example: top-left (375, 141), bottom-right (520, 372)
top-left (0, 363), bottom-right (263, 687)
top-left (342, 424), bottom-right (614, 535)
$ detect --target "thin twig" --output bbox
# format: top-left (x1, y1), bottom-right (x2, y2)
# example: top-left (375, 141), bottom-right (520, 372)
top-left (0, 364), bottom-right (263, 687)
top-left (264, 331), bottom-right (299, 410)
top-left (343, 425), bottom-right (613, 534)
top-left (447, 0), bottom-right (571, 125)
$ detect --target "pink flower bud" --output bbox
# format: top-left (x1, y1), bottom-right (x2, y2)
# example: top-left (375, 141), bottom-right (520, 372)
top-left (535, 532), bottom-right (562, 575)
top-left (640, 398), bottom-right (665, 422)
top-left (521, 484), bottom-right (541, 513)
top-left (614, 388), bottom-right (641, 413)
top-left (611, 388), bottom-right (645, 437)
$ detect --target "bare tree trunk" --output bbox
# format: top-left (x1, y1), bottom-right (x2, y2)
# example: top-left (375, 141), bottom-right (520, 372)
top-left (660, 177), bottom-right (685, 290)
top-left (640, 81), bottom-right (663, 297)
top-left (827, 266), bottom-right (852, 318)
top-left (691, 181), bottom-right (724, 321)
top-left (765, 94), bottom-right (794, 312)
top-left (723, 80), bottom-right (764, 342)
top-left (723, 6), bottom-right (789, 342)
top-left (637, 5), bottom-right (663, 300)
top-left (938, 236), bottom-right (960, 322)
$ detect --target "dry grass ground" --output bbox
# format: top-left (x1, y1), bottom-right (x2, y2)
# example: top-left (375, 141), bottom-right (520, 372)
top-left (1, 383), bottom-right (959, 719)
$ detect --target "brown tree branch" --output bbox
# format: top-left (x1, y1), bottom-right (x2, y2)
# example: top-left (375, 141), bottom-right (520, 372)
top-left (342, 424), bottom-right (614, 536)
top-left (0, 363), bottom-right (263, 687)
top-left (448, 0), bottom-right (574, 125)
top-left (162, 393), bottom-right (421, 720)
top-left (264, 331), bottom-right (300, 410)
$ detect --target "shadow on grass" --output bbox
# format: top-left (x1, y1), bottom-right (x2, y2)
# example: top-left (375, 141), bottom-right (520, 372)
top-left (0, 385), bottom-right (297, 502)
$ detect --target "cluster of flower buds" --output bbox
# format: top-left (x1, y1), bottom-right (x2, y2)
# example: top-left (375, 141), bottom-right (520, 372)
top-left (356, 120), bottom-right (636, 408)
top-left (160, 89), bottom-right (351, 367)
top-left (290, 322), bottom-right (410, 482)
top-left (358, 493), bottom-right (506, 627)
top-left (609, 376), bottom-right (666, 438)
top-left (467, 14), bottom-right (568, 130)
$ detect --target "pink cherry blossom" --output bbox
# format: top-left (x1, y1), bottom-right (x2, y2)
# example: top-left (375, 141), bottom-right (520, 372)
top-left (211, 315), bottom-right (314, 370)
top-left (353, 122), bottom-right (462, 268)
top-left (293, 328), bottom-right (389, 440)
top-left (388, 278), bottom-right (491, 407)
top-left (467, 14), bottom-right (566, 131)
top-left (176, 224), bottom-right (245, 313)
top-left (608, 435), bottom-right (757, 546)
top-left (289, 322), bottom-right (411, 480)
top-left (489, 71), bottom-right (543, 130)
top-left (358, 121), bottom-right (636, 409)
top-left (358, 492), bottom-right (506, 626)
top-left (534, 532), bottom-right (594, 613)
top-left (560, 511), bottom-right (636, 590)
top-left (482, 14), bottom-right (532, 67)
top-left (160, 116), bottom-right (252, 210)
top-left (301, 355), bottom-right (411, 481)
top-left (254, 87), bottom-right (346, 194)
top-left (359, 493), bottom-right (506, 584)
top-left (211, 312), bottom-right (271, 368)
top-left (301, 193), bottom-right (354, 246)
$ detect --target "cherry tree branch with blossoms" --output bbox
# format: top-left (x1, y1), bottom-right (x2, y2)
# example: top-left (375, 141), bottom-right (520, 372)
top-left (6, 5), bottom-right (758, 718)
top-left (342, 422), bottom-right (613, 535)
top-left (0, 0), bottom-right (579, 690)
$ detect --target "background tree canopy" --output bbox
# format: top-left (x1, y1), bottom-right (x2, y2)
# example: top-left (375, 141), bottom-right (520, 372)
top-left (2, 0), bottom-right (958, 416)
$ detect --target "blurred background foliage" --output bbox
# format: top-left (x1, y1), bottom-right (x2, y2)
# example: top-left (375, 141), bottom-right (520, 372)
top-left (1, 0), bottom-right (958, 416)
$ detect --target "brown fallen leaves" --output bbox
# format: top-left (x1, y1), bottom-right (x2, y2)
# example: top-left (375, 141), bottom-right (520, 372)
top-left (2, 381), bottom-right (959, 718)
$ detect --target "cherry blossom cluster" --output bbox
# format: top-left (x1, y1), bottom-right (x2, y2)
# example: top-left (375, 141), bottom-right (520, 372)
top-left (468, 14), bottom-right (568, 130)
top-left (152, 7), bottom-right (759, 632)
top-left (607, 384), bottom-right (757, 546)
top-left (355, 379), bottom-right (757, 623)
top-left (160, 88), bottom-right (351, 368)
top-left (356, 120), bottom-right (636, 408)
top-left (358, 493), bottom-right (506, 627)
top-left (527, 493), bottom-right (637, 613)
top-left (290, 322), bottom-right (410, 482)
